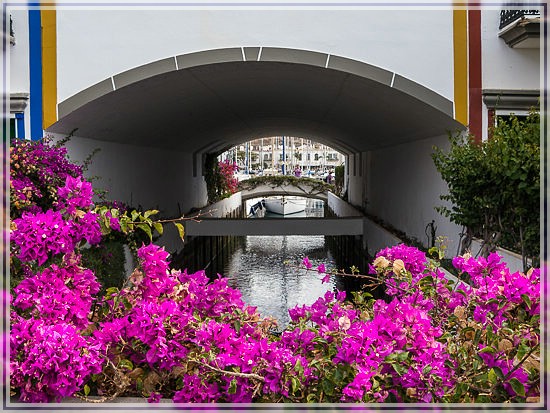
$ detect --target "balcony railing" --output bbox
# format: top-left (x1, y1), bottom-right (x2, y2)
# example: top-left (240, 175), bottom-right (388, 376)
top-left (499, 9), bottom-right (540, 30)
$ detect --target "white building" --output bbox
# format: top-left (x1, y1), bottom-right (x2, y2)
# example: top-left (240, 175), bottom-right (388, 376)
top-left (4, 3), bottom-right (544, 254)
top-left (224, 137), bottom-right (344, 175)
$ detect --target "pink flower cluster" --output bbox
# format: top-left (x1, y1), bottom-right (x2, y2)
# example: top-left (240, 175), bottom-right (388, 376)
top-left (219, 159), bottom-right (239, 195)
top-left (11, 176), bottom-right (101, 266)
top-left (453, 252), bottom-right (540, 322)
top-left (287, 288), bottom-right (452, 402)
top-left (10, 138), bottom-right (82, 216)
top-left (10, 317), bottom-right (103, 402)
top-left (95, 244), bottom-right (315, 402)
top-left (56, 175), bottom-right (94, 214)
top-left (12, 254), bottom-right (100, 329)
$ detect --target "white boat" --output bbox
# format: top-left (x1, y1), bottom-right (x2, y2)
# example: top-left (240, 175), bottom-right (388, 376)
top-left (263, 196), bottom-right (306, 215)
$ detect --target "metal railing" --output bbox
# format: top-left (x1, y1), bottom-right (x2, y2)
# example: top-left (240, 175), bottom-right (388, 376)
top-left (499, 9), bottom-right (540, 30)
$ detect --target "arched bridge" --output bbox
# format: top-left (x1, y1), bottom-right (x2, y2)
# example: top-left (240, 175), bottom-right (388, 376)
top-left (237, 176), bottom-right (333, 202)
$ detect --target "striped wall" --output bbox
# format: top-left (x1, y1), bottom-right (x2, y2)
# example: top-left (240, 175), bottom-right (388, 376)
top-left (453, 7), bottom-right (482, 141)
top-left (28, 8), bottom-right (57, 140)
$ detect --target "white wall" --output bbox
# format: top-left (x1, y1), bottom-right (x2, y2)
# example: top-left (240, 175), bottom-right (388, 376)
top-left (470, 238), bottom-right (532, 273)
top-left (53, 135), bottom-right (208, 216)
top-left (480, 9), bottom-right (541, 141)
top-left (365, 134), bottom-right (462, 255)
top-left (56, 9), bottom-right (455, 102)
top-left (327, 192), bottom-right (362, 217)
top-left (347, 153), bottom-right (365, 208)
top-left (8, 10), bottom-right (31, 136)
top-left (481, 9), bottom-right (541, 91)
top-left (363, 217), bottom-right (402, 257)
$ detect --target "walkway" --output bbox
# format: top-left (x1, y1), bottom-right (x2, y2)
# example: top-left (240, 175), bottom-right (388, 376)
top-left (184, 217), bottom-right (363, 236)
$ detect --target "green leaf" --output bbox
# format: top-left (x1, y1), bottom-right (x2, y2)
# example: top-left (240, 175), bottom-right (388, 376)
top-left (122, 297), bottom-right (132, 310)
top-left (479, 346), bottom-right (497, 354)
top-left (295, 358), bottom-right (303, 375)
top-left (228, 378), bottom-right (237, 394)
top-left (455, 382), bottom-right (468, 397)
top-left (105, 287), bottom-right (119, 298)
top-left (493, 366), bottom-right (505, 381)
top-left (131, 210), bottom-right (139, 222)
top-left (144, 209), bottom-right (159, 219)
top-left (396, 351), bottom-right (409, 363)
top-left (83, 384), bottom-right (90, 396)
top-left (488, 368), bottom-right (497, 384)
top-left (516, 343), bottom-right (530, 361)
top-left (509, 377), bottom-right (526, 397)
top-left (137, 223), bottom-right (153, 241)
top-left (153, 221), bottom-right (164, 236)
top-left (119, 359), bottom-right (134, 371)
top-left (291, 376), bottom-right (299, 393)
top-left (521, 294), bottom-right (532, 310)
top-left (174, 222), bottom-right (185, 241)
top-left (119, 218), bottom-right (129, 233)
top-left (391, 363), bottom-right (408, 376)
top-left (321, 378), bottom-right (334, 396)
top-left (473, 329), bottom-right (482, 345)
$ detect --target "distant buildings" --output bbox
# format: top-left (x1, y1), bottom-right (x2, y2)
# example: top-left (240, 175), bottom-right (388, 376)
top-left (220, 137), bottom-right (344, 175)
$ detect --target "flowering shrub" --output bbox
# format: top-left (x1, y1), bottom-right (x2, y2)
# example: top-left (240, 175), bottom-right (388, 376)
top-left (10, 138), bottom-right (82, 218)
top-left (10, 317), bottom-right (103, 402)
top-left (218, 159), bottom-right (239, 195)
top-left (9, 240), bottom-right (540, 403)
top-left (8, 139), bottom-right (540, 404)
top-left (204, 154), bottom-right (239, 203)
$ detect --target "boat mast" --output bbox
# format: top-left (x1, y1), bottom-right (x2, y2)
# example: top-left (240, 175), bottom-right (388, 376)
top-left (260, 138), bottom-right (264, 171)
top-left (282, 136), bottom-right (286, 175)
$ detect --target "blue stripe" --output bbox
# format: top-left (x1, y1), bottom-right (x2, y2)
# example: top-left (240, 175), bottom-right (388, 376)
top-left (28, 9), bottom-right (42, 141)
top-left (15, 113), bottom-right (25, 139)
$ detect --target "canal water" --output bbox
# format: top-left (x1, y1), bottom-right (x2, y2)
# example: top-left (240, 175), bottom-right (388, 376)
top-left (175, 197), bottom-right (367, 329)
top-left (222, 234), bottom-right (339, 328)
top-left (221, 197), bottom-right (345, 328)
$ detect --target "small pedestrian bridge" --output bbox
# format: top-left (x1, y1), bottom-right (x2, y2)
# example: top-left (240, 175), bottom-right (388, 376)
top-left (237, 176), bottom-right (334, 202)
top-left (184, 188), bottom-right (367, 238)
top-left (179, 190), bottom-right (403, 275)
top-left (185, 217), bottom-right (363, 236)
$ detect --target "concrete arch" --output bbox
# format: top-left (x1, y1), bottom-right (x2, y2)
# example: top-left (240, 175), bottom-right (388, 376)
top-left (48, 47), bottom-right (462, 157)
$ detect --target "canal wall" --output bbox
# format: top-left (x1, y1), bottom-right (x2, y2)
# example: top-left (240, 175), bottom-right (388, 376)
top-left (325, 193), bottom-right (368, 278)
top-left (344, 135), bottom-right (463, 256)
top-left (469, 238), bottom-right (531, 273)
top-left (171, 193), bottom-right (244, 276)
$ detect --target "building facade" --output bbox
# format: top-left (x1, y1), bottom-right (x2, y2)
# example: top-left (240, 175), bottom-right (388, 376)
top-left (4, 3), bottom-right (544, 254)
top-left (223, 137), bottom-right (345, 175)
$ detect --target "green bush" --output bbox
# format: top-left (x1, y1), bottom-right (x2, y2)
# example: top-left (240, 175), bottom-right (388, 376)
top-left (432, 110), bottom-right (540, 270)
top-left (80, 241), bottom-right (127, 294)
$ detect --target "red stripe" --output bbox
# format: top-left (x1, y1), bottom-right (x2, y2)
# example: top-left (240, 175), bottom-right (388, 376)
top-left (468, 10), bottom-right (482, 142)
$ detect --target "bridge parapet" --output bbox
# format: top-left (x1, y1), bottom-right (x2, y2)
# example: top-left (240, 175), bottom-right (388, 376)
top-left (238, 176), bottom-right (334, 201)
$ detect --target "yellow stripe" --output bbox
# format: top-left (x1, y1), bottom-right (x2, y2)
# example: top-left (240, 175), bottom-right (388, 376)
top-left (453, 9), bottom-right (468, 126)
top-left (41, 9), bottom-right (57, 129)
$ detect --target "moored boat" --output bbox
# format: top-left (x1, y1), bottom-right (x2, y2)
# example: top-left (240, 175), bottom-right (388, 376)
top-left (263, 196), bottom-right (306, 215)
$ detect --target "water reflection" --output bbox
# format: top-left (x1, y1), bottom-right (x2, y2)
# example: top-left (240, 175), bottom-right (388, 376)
top-left (223, 235), bottom-right (337, 328)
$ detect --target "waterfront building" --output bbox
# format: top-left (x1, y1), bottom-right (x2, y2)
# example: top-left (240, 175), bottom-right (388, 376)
top-left (4, 5), bottom-right (543, 254)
